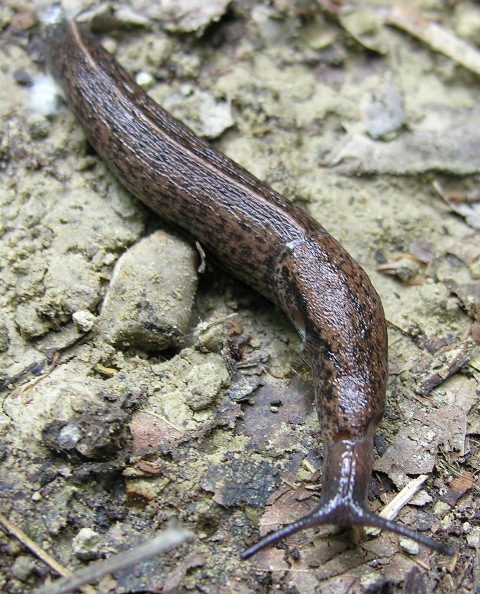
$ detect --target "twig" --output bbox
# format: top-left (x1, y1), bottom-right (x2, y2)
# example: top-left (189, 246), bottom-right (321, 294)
top-left (35, 524), bottom-right (193, 594)
top-left (387, 5), bottom-right (480, 77)
top-left (0, 513), bottom-right (96, 593)
top-left (0, 513), bottom-right (72, 578)
top-left (366, 474), bottom-right (429, 537)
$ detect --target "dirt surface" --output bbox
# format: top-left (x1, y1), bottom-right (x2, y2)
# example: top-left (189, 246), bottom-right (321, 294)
top-left (1, 1), bottom-right (480, 592)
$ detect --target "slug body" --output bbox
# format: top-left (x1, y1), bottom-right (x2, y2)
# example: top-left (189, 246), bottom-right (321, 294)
top-left (45, 21), bottom-right (451, 557)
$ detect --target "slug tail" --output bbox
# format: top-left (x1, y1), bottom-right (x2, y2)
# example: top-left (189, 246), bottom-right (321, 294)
top-left (241, 437), bottom-right (454, 559)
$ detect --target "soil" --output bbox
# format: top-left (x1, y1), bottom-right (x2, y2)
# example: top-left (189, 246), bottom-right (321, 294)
top-left (1, 1), bottom-right (479, 593)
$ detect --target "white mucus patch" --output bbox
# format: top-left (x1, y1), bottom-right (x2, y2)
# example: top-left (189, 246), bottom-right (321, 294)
top-left (29, 75), bottom-right (61, 116)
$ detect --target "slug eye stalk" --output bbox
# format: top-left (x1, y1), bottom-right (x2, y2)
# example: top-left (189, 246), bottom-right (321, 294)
top-left (241, 502), bottom-right (454, 559)
top-left (241, 438), bottom-right (454, 560)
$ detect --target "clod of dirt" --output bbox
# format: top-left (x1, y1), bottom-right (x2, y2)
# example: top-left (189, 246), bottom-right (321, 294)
top-left (97, 229), bottom-right (198, 351)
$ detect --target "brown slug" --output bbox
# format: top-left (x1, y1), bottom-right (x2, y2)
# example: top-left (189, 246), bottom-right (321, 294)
top-left (45, 20), bottom-right (453, 559)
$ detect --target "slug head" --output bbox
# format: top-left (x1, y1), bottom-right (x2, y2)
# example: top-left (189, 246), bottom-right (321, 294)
top-left (241, 437), bottom-right (453, 559)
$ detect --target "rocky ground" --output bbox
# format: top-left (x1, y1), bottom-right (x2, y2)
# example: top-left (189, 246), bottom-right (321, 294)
top-left (1, 1), bottom-right (479, 592)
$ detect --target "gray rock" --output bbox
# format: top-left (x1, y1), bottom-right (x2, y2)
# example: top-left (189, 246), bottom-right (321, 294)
top-left (98, 230), bottom-right (198, 351)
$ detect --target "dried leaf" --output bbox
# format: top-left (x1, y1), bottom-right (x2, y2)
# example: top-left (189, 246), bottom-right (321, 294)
top-left (444, 279), bottom-right (480, 321)
top-left (387, 5), bottom-right (480, 76)
top-left (416, 336), bottom-right (474, 396)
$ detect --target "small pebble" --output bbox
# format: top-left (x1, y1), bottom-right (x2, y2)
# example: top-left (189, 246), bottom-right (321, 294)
top-left (72, 527), bottom-right (103, 560)
top-left (399, 536), bottom-right (420, 555)
top-left (72, 310), bottom-right (97, 332)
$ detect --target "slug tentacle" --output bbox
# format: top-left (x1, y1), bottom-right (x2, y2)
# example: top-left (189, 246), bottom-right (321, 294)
top-left (242, 437), bottom-right (454, 559)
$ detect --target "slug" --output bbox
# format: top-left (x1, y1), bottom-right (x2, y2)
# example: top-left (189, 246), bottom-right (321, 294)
top-left (45, 20), bottom-right (452, 559)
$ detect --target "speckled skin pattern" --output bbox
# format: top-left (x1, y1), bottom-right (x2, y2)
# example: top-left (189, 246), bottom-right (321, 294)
top-left (45, 21), bottom-right (451, 559)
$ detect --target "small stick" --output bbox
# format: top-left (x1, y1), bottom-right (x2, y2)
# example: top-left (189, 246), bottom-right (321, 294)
top-left (0, 513), bottom-right (72, 579)
top-left (0, 513), bottom-right (96, 593)
top-left (387, 6), bottom-right (480, 77)
top-left (367, 474), bottom-right (429, 537)
top-left (35, 525), bottom-right (193, 594)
